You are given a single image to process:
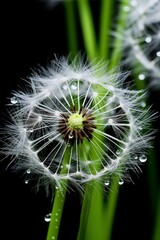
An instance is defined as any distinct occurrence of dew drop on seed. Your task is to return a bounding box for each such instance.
[69,133,74,139]
[139,154,147,162]
[71,83,77,90]
[62,84,67,90]
[118,179,124,185]
[141,101,146,108]
[145,36,152,43]
[93,91,98,97]
[44,213,51,222]
[156,51,160,57]
[116,150,121,155]
[54,110,60,117]
[134,155,138,160]
[105,181,110,186]
[25,179,29,184]
[10,97,18,104]
[108,118,113,124]
[26,169,31,174]
[28,128,34,133]
[138,74,145,80]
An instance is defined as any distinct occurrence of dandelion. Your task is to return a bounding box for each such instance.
[1,57,154,193]
[121,0,160,89]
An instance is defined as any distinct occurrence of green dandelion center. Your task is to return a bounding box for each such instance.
[68,113,85,130]
[58,107,96,143]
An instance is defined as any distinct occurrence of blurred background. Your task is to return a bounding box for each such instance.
[0,1,159,239]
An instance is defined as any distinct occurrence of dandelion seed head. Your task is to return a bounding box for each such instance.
[0,57,154,193]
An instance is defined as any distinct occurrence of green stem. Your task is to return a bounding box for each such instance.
[83,182,104,240]
[76,184,94,240]
[77,0,98,61]
[46,187,67,240]
[99,0,115,59]
[64,0,78,58]
[109,0,130,69]
[102,176,120,240]
[46,147,71,240]
[152,188,160,240]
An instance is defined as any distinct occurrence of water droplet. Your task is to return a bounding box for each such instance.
[52,237,55,240]
[141,101,146,108]
[66,164,70,169]
[138,74,145,80]
[25,179,29,184]
[44,213,51,222]
[145,36,152,43]
[118,179,124,185]
[139,154,147,162]
[108,118,113,124]
[38,115,42,122]
[156,51,160,57]
[93,91,98,97]
[28,128,34,133]
[105,181,110,186]
[116,150,121,155]
[10,96,18,104]
[133,154,138,160]
[62,84,68,90]
[71,83,77,90]
[26,169,31,174]
[69,133,73,139]
[54,110,60,117]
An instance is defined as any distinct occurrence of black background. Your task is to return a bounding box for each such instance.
[0,1,160,240]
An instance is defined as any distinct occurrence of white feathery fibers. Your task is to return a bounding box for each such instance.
[121,0,160,89]
[0,57,154,192]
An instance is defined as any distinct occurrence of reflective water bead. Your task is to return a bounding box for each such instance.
[141,101,146,108]
[93,91,98,97]
[105,181,110,186]
[10,96,18,104]
[108,118,113,124]
[26,169,31,174]
[71,83,78,90]
[25,179,29,184]
[69,133,74,139]
[116,150,121,155]
[44,213,51,222]
[145,36,152,43]
[139,154,147,162]
[138,74,145,80]
[62,84,67,90]
[118,179,124,185]
[156,51,160,57]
